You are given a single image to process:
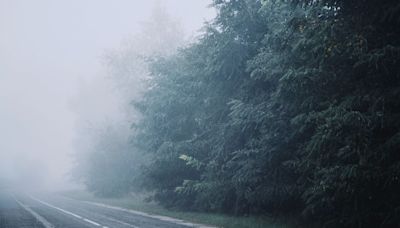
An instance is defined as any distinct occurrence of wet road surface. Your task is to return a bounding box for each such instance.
[0,191,211,228]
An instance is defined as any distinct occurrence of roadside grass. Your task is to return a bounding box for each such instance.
[61,190,294,228]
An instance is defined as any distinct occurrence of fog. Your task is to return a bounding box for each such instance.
[0,0,214,190]
[1,1,398,226]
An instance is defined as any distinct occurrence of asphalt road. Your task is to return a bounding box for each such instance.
[0,191,211,228]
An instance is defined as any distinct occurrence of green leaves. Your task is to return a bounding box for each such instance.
[179,154,204,170]
[132,0,400,226]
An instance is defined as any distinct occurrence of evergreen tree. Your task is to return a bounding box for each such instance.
[93,0,400,226]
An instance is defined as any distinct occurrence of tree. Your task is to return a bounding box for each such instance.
[73,2,184,197]
[135,0,400,226]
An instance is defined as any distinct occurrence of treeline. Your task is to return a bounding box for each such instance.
[81,0,400,227]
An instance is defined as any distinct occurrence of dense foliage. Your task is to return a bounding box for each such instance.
[73,5,183,197]
[83,0,400,227]
[75,124,138,197]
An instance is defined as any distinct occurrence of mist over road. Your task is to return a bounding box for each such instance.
[0,191,207,228]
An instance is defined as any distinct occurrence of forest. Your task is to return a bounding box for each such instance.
[74,0,400,227]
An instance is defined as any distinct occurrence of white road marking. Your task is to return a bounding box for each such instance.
[82,201,217,228]
[100,215,140,228]
[83,218,101,226]
[29,196,109,228]
[12,195,55,228]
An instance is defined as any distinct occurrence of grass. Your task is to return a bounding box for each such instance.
[61,190,294,228]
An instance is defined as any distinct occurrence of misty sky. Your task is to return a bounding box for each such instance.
[0,0,214,189]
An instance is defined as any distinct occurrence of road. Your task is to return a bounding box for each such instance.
[0,191,212,228]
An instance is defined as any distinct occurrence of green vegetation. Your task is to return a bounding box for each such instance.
[75,0,400,227]
[62,190,292,228]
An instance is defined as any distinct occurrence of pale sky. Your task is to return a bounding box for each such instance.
[0,0,215,189]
